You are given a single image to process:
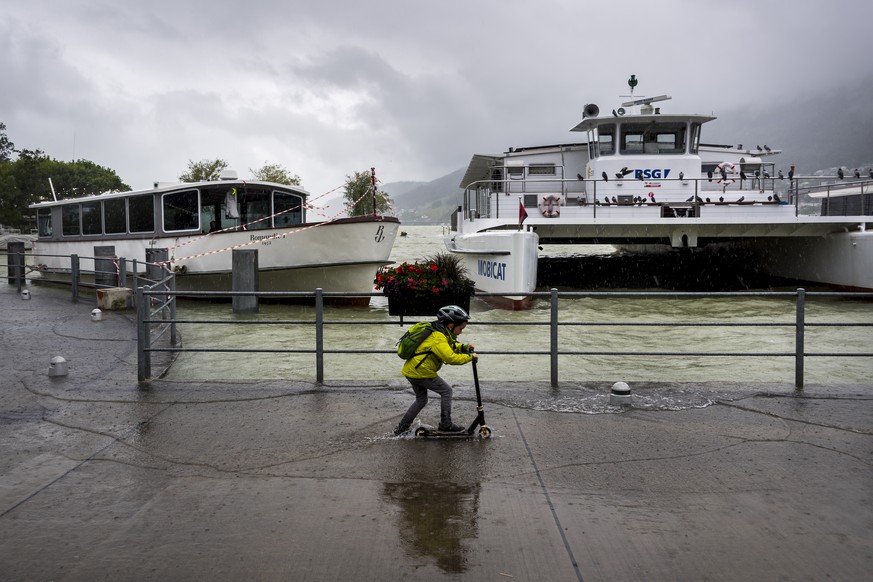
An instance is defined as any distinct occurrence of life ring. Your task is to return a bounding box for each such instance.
[715,162,737,184]
[538,194,561,217]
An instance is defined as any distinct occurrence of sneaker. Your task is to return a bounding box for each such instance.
[393,425,410,436]
[438,422,465,432]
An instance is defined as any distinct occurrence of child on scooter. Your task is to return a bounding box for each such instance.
[394,305,477,435]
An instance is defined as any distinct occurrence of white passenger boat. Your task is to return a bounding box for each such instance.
[447,76,872,307]
[30,173,400,302]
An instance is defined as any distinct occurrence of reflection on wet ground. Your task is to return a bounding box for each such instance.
[378,437,490,574]
[381,482,480,574]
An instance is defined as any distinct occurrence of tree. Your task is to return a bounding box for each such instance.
[179,159,228,182]
[343,170,392,216]
[250,162,301,186]
[0,122,14,163]
[0,147,129,228]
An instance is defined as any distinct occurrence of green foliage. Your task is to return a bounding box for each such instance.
[179,159,228,182]
[0,127,130,228]
[0,122,14,163]
[250,162,301,186]
[343,170,392,216]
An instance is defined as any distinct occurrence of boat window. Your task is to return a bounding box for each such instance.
[238,188,272,230]
[82,201,102,235]
[128,194,155,233]
[621,124,646,153]
[37,208,52,237]
[163,189,200,232]
[62,205,80,236]
[508,166,525,180]
[690,123,701,154]
[621,122,687,155]
[198,187,232,233]
[273,192,303,227]
[490,167,504,191]
[104,198,126,234]
[597,125,615,156]
[528,164,556,176]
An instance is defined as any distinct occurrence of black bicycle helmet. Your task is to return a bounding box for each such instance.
[436,305,469,324]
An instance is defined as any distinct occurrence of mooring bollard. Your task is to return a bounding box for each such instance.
[232,249,259,314]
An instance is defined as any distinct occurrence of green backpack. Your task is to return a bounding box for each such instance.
[396,321,436,363]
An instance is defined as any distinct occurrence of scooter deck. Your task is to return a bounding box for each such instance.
[414,428,476,438]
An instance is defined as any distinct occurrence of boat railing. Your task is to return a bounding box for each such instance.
[796,177,873,217]
[461,173,873,222]
[133,287,873,388]
[462,173,798,222]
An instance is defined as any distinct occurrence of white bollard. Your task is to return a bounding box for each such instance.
[609,381,632,406]
[21,290,31,300]
[49,356,68,377]
[91,308,103,322]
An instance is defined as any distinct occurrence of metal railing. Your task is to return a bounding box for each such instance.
[136,266,178,382]
[136,288,873,387]
[2,244,162,300]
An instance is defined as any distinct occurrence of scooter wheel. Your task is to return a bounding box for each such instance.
[479,426,492,439]
[414,427,427,437]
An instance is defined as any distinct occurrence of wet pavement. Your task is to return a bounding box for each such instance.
[2,282,872,581]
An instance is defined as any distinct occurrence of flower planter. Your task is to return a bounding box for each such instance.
[387,293,471,322]
[375,252,475,323]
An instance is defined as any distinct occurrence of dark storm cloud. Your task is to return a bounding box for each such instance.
[2,0,872,201]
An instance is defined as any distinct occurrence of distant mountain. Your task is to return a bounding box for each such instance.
[380,181,423,199]
[387,76,873,224]
[706,74,873,173]
[385,168,466,224]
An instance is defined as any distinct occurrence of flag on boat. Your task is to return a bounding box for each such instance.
[519,199,528,226]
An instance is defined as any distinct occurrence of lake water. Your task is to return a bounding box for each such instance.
[163,225,873,387]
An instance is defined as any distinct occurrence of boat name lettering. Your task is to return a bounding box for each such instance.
[477,260,506,281]
[634,168,671,180]
[250,232,279,245]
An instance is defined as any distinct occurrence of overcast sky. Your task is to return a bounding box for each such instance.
[3,0,872,207]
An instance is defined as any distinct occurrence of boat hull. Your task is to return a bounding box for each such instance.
[32,216,400,301]
[445,230,539,308]
[740,229,873,291]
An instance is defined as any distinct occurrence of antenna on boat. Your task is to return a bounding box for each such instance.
[627,74,638,98]
[48,178,57,202]
[370,167,377,216]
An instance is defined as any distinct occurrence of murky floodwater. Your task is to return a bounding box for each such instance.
[161,225,873,386]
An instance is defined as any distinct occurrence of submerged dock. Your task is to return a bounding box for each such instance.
[2,283,871,580]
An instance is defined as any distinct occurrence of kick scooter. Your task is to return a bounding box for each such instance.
[415,359,491,438]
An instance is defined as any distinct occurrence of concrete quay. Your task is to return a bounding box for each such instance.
[1,282,871,581]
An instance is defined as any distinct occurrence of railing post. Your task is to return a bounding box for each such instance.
[169,273,177,346]
[550,288,558,387]
[118,257,127,288]
[315,288,324,383]
[70,254,79,300]
[137,285,149,382]
[795,288,805,389]
[7,242,25,292]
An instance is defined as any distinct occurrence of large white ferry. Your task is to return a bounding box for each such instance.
[30,172,399,302]
[447,76,872,307]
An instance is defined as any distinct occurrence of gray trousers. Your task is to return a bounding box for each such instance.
[398,376,453,430]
